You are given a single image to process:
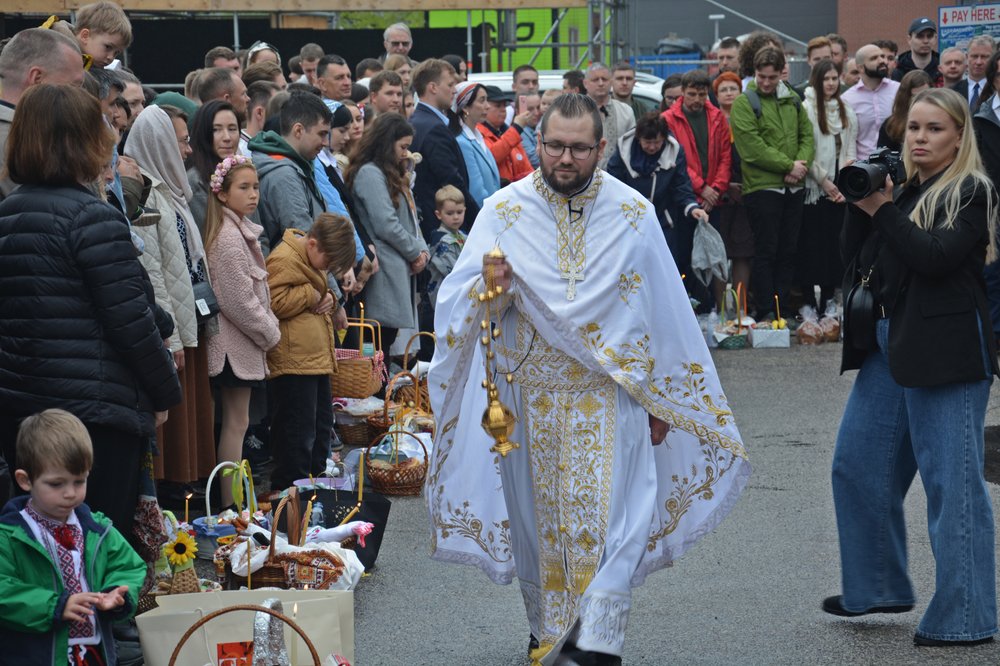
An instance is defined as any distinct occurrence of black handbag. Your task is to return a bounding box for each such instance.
[312,486,391,571]
[192,279,220,322]
[844,266,878,352]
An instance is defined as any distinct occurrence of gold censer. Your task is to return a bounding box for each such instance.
[479,247,519,457]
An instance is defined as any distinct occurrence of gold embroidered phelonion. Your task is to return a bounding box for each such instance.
[165,531,199,567]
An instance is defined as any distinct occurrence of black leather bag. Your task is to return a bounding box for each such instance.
[192,279,220,322]
[313,483,391,571]
[844,268,878,351]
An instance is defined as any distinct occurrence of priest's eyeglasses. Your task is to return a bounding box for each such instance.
[540,140,598,160]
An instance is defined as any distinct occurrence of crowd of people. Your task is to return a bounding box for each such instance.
[1,2,1000,662]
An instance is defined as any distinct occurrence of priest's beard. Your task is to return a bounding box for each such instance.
[541,159,597,196]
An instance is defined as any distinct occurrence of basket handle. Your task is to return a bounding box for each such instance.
[382,371,421,422]
[345,317,382,354]
[364,429,428,467]
[203,460,253,520]
[268,495,291,561]
[401,331,436,370]
[167,604,321,666]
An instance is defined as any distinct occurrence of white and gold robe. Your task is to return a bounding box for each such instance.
[427,169,750,663]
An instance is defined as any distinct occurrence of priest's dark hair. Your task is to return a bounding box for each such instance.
[539,93,603,143]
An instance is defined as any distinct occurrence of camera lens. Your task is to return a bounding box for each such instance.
[844,169,872,198]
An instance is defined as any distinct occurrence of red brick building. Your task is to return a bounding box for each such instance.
[838,0,942,57]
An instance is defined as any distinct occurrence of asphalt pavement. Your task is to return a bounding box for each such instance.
[352,342,1000,665]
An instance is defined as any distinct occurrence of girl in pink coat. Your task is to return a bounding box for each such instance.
[203,155,280,506]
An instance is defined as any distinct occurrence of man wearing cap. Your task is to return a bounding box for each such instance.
[479,86,535,184]
[892,18,942,85]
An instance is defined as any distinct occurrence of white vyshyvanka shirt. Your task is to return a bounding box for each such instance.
[428,169,750,663]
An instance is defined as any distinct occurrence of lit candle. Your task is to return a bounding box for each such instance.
[291,602,299,665]
[184,492,193,525]
[300,497,313,546]
[246,540,252,590]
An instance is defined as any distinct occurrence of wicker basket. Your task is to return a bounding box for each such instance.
[226,495,295,590]
[336,419,371,447]
[394,332,435,407]
[168,604,320,666]
[366,371,421,441]
[330,319,386,399]
[364,430,428,496]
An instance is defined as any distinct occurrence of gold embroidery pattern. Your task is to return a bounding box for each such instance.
[514,315,617,654]
[581,323,740,434]
[617,271,642,307]
[620,198,647,231]
[429,410,512,563]
[445,327,458,349]
[577,321,747,552]
[494,199,523,232]
[532,170,604,295]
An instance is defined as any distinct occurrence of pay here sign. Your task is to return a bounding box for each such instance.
[939,4,1000,50]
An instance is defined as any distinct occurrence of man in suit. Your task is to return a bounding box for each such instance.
[409,58,479,239]
[952,35,995,114]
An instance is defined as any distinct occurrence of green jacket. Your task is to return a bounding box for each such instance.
[730,80,815,195]
[0,497,146,666]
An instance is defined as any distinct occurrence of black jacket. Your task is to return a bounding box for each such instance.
[841,176,999,386]
[892,50,942,86]
[973,97,1000,340]
[0,185,182,436]
[410,103,479,240]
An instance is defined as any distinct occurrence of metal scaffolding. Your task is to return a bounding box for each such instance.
[490,0,631,71]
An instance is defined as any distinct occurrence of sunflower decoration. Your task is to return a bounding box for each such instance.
[165,531,198,567]
[165,531,200,595]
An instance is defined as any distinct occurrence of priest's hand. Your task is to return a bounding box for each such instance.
[649,414,669,445]
[483,253,512,292]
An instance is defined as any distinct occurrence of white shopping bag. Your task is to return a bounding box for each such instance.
[136,589,353,666]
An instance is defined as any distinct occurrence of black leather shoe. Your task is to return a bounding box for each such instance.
[822,595,914,617]
[561,646,623,666]
[914,634,995,647]
[528,633,539,653]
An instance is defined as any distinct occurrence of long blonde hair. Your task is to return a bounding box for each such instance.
[202,161,257,253]
[904,88,998,262]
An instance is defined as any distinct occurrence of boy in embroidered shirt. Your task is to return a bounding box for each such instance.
[426,185,469,306]
[0,409,146,666]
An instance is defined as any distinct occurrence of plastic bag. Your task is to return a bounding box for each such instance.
[819,299,841,342]
[691,219,729,287]
[797,305,824,345]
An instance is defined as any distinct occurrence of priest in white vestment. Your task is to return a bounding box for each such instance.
[427,94,751,666]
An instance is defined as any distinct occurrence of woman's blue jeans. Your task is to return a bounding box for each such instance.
[832,318,997,641]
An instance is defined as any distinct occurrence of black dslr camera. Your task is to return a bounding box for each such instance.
[836,147,906,202]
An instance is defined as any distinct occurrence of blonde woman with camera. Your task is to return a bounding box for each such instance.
[826,87,999,647]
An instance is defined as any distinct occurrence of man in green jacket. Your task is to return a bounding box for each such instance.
[731,45,815,318]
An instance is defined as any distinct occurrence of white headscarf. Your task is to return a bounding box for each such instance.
[125,105,205,267]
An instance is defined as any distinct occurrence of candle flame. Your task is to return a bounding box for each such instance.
[185,493,193,500]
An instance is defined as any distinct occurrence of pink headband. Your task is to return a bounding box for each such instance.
[210,154,254,194]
